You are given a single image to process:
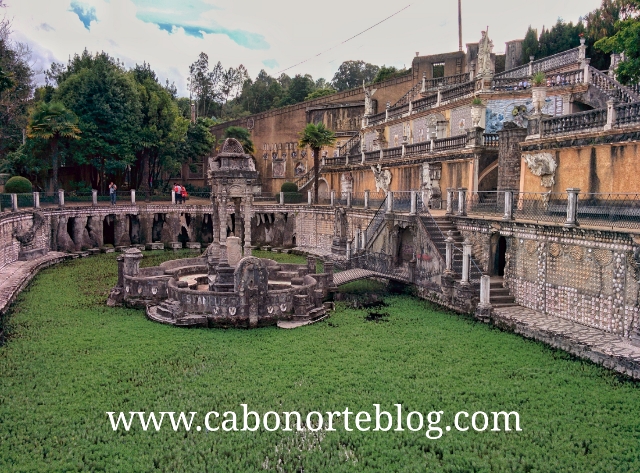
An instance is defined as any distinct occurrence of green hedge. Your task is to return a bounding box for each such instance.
[5,176,32,193]
[280,182,298,193]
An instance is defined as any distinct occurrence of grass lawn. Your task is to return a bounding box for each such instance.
[1,251,639,472]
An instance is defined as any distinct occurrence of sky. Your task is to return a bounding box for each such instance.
[6,0,602,97]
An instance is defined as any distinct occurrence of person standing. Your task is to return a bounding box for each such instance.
[109,182,117,205]
[181,184,187,203]
[174,182,182,204]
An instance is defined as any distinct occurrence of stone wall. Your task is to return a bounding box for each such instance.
[0,212,51,269]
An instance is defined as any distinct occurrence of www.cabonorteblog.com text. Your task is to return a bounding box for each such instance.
[106,405,521,439]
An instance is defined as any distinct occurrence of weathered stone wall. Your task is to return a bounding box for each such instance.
[0,212,51,269]
[504,225,639,338]
[497,125,528,192]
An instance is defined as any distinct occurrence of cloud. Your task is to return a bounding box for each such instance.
[38,23,55,32]
[262,59,278,69]
[69,1,98,30]
[131,0,268,50]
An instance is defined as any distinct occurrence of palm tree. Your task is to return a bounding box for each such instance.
[298,122,335,203]
[224,126,254,154]
[27,101,81,192]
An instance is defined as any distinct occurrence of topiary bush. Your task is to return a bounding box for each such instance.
[5,176,32,194]
[280,182,298,193]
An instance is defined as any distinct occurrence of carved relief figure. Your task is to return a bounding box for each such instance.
[371,164,392,194]
[363,81,377,116]
[524,152,557,188]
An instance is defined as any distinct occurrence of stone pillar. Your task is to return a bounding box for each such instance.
[361,229,367,249]
[457,188,467,216]
[308,190,312,206]
[210,196,221,262]
[496,125,528,194]
[10,194,17,212]
[330,190,335,207]
[243,195,253,256]
[219,196,228,263]
[307,255,316,274]
[387,191,394,212]
[410,190,417,215]
[227,236,242,266]
[92,189,98,206]
[446,188,454,215]
[171,190,176,205]
[346,240,351,259]
[116,254,125,287]
[130,189,136,205]
[503,190,514,220]
[461,239,472,285]
[445,231,454,275]
[565,188,580,228]
[364,190,369,209]
[33,192,40,209]
[324,261,335,287]
[114,214,131,247]
[347,191,352,208]
[355,229,361,251]
[604,98,617,131]
[123,248,143,277]
[280,191,285,206]
[479,274,492,308]
[58,189,65,208]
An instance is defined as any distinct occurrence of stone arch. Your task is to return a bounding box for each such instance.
[317,178,329,197]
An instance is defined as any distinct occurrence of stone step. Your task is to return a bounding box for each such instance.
[490,295,516,303]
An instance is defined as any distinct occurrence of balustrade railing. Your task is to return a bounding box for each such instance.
[589,67,640,103]
[412,93,438,113]
[391,191,412,212]
[513,192,568,224]
[440,81,475,104]
[364,150,380,162]
[387,103,410,121]
[368,111,386,126]
[368,191,386,208]
[614,102,640,127]
[338,134,360,157]
[324,157,346,167]
[295,166,316,190]
[541,108,607,136]
[382,146,402,160]
[404,141,430,157]
[577,193,640,229]
[496,47,580,79]
[433,135,468,151]
[482,133,499,147]
[422,72,470,91]
[364,195,388,248]
[492,69,585,91]
[467,191,503,217]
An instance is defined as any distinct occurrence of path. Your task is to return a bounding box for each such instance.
[492,305,640,379]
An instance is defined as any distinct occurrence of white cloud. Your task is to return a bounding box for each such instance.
[7,0,602,96]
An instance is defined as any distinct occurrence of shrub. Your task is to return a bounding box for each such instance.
[532,71,546,86]
[280,182,298,193]
[5,176,32,194]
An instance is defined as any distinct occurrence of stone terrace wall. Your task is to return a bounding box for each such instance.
[0,212,50,270]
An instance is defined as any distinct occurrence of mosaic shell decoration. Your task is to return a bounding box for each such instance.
[267,306,274,314]
[151,287,158,295]
[280,303,288,312]
[593,249,613,266]
[525,240,537,255]
[569,245,584,261]
[548,243,562,258]
[229,307,237,316]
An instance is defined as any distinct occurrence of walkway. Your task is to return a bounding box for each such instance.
[0,252,70,315]
[492,305,640,379]
[333,268,410,286]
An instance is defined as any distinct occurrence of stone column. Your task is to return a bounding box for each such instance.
[479,274,492,308]
[10,194,17,212]
[219,196,228,263]
[123,248,143,277]
[410,190,417,215]
[280,191,285,206]
[364,190,369,209]
[346,240,351,259]
[503,190,514,221]
[461,239,472,285]
[387,191,394,212]
[171,190,176,205]
[565,188,580,228]
[33,192,40,209]
[307,255,316,274]
[330,190,335,207]
[210,196,220,261]
[604,98,617,131]
[355,229,361,251]
[497,125,528,194]
[445,188,454,215]
[116,255,125,287]
[445,231,455,275]
[457,188,467,216]
[130,189,136,205]
[58,189,65,207]
[361,229,367,249]
[324,261,335,287]
[92,189,98,206]
[308,190,312,206]
[347,191,352,208]
[243,195,253,257]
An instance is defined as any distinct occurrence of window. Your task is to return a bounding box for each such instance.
[432,62,445,79]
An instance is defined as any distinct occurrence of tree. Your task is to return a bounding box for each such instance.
[188,53,223,119]
[589,0,640,71]
[223,126,254,154]
[298,122,335,203]
[331,60,379,91]
[373,65,409,84]
[595,0,640,84]
[53,51,142,193]
[131,62,185,194]
[284,74,315,104]
[305,87,336,101]
[27,101,81,191]
[521,26,539,64]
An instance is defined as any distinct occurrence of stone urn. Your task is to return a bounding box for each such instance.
[532,86,547,114]
[470,104,485,128]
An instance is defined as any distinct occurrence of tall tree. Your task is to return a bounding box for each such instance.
[521,26,539,64]
[586,0,639,70]
[331,60,379,91]
[53,51,142,193]
[223,126,254,154]
[298,122,335,203]
[27,101,81,191]
[595,0,640,84]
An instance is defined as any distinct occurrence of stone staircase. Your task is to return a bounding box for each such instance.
[489,277,517,308]
[419,214,483,280]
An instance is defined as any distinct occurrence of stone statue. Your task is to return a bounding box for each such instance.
[334,207,348,239]
[477,29,494,77]
[524,152,557,188]
[371,164,392,194]
[363,81,377,116]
